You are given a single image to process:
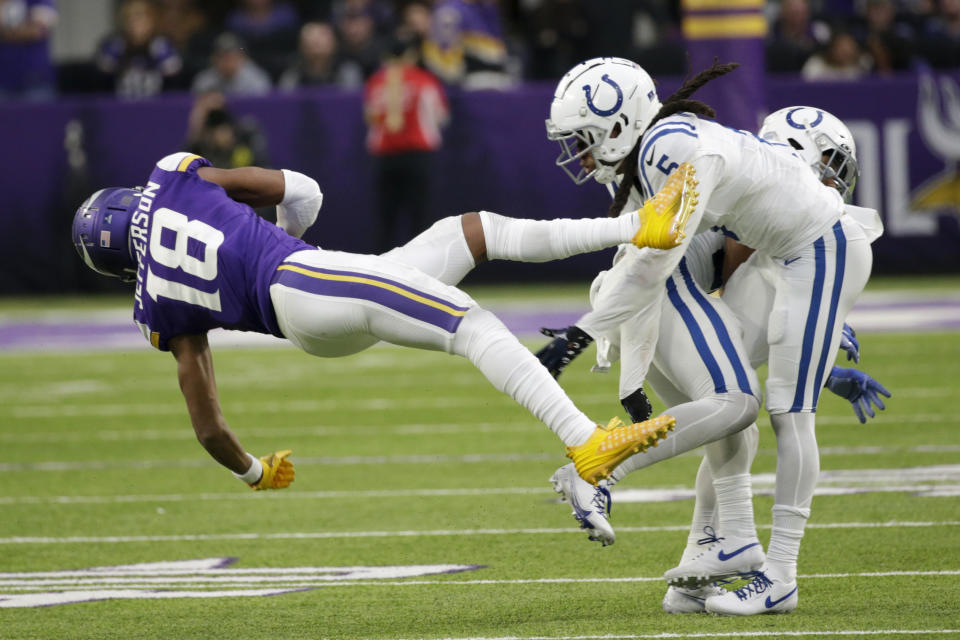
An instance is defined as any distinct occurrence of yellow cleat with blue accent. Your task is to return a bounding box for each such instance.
[567,415,676,485]
[632,162,699,250]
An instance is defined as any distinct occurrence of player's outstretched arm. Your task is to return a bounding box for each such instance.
[198,166,285,208]
[198,166,322,239]
[169,334,294,489]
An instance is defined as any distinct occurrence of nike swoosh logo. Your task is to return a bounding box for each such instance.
[716,542,762,561]
[645,145,656,166]
[784,257,801,266]
[765,585,798,609]
[679,592,706,604]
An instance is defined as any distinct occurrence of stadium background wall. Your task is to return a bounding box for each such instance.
[1,71,958,295]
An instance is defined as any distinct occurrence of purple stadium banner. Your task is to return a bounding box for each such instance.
[0,73,958,295]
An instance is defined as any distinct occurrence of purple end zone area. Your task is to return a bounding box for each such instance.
[0,294,958,352]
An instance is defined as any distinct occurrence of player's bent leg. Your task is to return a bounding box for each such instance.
[609,391,759,478]
[451,306,675,467]
[380,215,477,286]
[477,210,641,264]
[382,208,651,287]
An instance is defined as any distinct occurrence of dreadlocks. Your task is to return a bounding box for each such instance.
[606,61,740,218]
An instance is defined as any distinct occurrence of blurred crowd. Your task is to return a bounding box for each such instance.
[1,0,958,102]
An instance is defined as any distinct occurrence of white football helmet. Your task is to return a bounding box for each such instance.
[759,106,859,200]
[546,57,662,185]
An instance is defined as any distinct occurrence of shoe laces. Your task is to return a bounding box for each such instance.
[696,525,724,546]
[732,571,774,601]
[592,484,612,517]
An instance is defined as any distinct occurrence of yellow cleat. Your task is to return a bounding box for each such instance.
[632,162,699,250]
[566,415,676,485]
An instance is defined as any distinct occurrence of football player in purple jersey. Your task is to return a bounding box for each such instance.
[72,152,694,492]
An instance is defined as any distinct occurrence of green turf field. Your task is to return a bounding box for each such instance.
[1,283,959,639]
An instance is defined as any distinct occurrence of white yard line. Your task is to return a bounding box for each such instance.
[0,520,955,545]
[1,571,959,593]
[1,570,958,591]
[383,632,960,640]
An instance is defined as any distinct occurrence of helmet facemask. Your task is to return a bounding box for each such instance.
[547,123,626,185]
[812,132,859,201]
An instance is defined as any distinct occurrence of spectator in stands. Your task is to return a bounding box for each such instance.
[802,29,871,80]
[278,21,363,89]
[423,0,512,88]
[0,0,57,100]
[916,0,960,68]
[364,37,449,252]
[96,0,182,99]
[157,0,210,80]
[332,0,395,40]
[395,0,432,63]
[516,0,590,80]
[855,0,916,73]
[766,0,826,73]
[225,0,299,79]
[184,90,270,169]
[191,32,272,96]
[335,1,385,80]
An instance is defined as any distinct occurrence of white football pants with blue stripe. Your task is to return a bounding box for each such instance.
[725,214,871,582]
[606,256,761,479]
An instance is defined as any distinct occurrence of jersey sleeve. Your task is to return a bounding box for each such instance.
[134,295,211,351]
[155,152,211,175]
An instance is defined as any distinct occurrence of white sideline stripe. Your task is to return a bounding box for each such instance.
[0,521,955,545]
[0,487,553,505]
[1,571,958,592]
[0,422,538,443]
[383,631,960,639]
[7,392,959,423]
[0,452,556,473]
[6,446,960,474]
[5,394,616,418]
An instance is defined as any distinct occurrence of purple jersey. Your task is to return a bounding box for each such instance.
[132,153,313,351]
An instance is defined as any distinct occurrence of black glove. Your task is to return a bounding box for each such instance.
[535,325,594,379]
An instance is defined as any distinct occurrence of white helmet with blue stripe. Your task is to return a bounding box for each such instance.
[546,57,662,185]
[759,106,859,201]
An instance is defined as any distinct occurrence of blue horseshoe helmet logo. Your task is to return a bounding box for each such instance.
[582,74,623,117]
[785,107,823,129]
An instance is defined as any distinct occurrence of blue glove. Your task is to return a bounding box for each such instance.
[825,366,891,423]
[839,323,860,363]
[535,326,593,379]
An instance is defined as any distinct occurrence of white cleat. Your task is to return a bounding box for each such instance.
[705,569,798,616]
[663,527,765,588]
[662,584,727,614]
[549,463,615,546]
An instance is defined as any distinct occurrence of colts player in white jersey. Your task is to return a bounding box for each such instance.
[541,58,880,615]
[71,152,694,495]
[656,108,887,614]
[545,104,888,613]
[540,58,763,564]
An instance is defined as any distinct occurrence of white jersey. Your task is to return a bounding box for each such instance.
[636,114,845,259]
